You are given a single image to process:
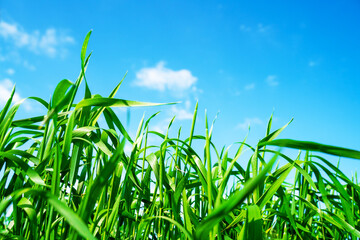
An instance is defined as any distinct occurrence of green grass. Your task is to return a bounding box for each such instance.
[1,30,360,239]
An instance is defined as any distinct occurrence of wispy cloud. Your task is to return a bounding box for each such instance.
[266,75,279,86]
[237,117,263,130]
[170,106,193,120]
[257,23,271,33]
[239,24,252,32]
[0,20,74,58]
[6,68,15,75]
[23,60,36,71]
[244,83,255,90]
[134,61,197,92]
[150,118,169,134]
[0,53,5,62]
[149,101,194,134]
[239,23,271,33]
[308,60,319,67]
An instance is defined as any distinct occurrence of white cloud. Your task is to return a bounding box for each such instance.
[266,75,279,86]
[147,102,195,135]
[152,124,166,134]
[0,78,22,104]
[0,78,32,110]
[244,83,255,90]
[170,106,193,120]
[0,20,74,57]
[134,61,197,92]
[0,21,17,37]
[237,117,263,130]
[150,119,169,134]
[6,68,15,75]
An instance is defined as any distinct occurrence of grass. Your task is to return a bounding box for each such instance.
[1,30,360,239]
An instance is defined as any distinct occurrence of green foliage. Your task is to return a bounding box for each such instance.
[1,31,360,239]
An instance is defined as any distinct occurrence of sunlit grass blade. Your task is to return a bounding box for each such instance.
[75,97,176,109]
[240,205,263,240]
[260,139,360,159]
[259,118,293,145]
[256,161,294,209]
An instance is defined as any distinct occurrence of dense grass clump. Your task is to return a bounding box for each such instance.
[1,31,360,240]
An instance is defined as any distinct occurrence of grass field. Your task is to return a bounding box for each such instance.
[1,31,360,240]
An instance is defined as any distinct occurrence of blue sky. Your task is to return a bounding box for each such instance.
[0,1,359,176]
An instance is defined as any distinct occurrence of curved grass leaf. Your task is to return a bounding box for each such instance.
[260,139,360,159]
[51,79,73,108]
[0,151,45,186]
[75,97,176,110]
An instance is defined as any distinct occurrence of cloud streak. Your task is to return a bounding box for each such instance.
[237,117,263,130]
[266,75,279,86]
[6,68,15,75]
[308,60,319,67]
[239,23,271,33]
[244,83,255,90]
[170,106,193,120]
[0,20,74,58]
[134,61,197,92]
